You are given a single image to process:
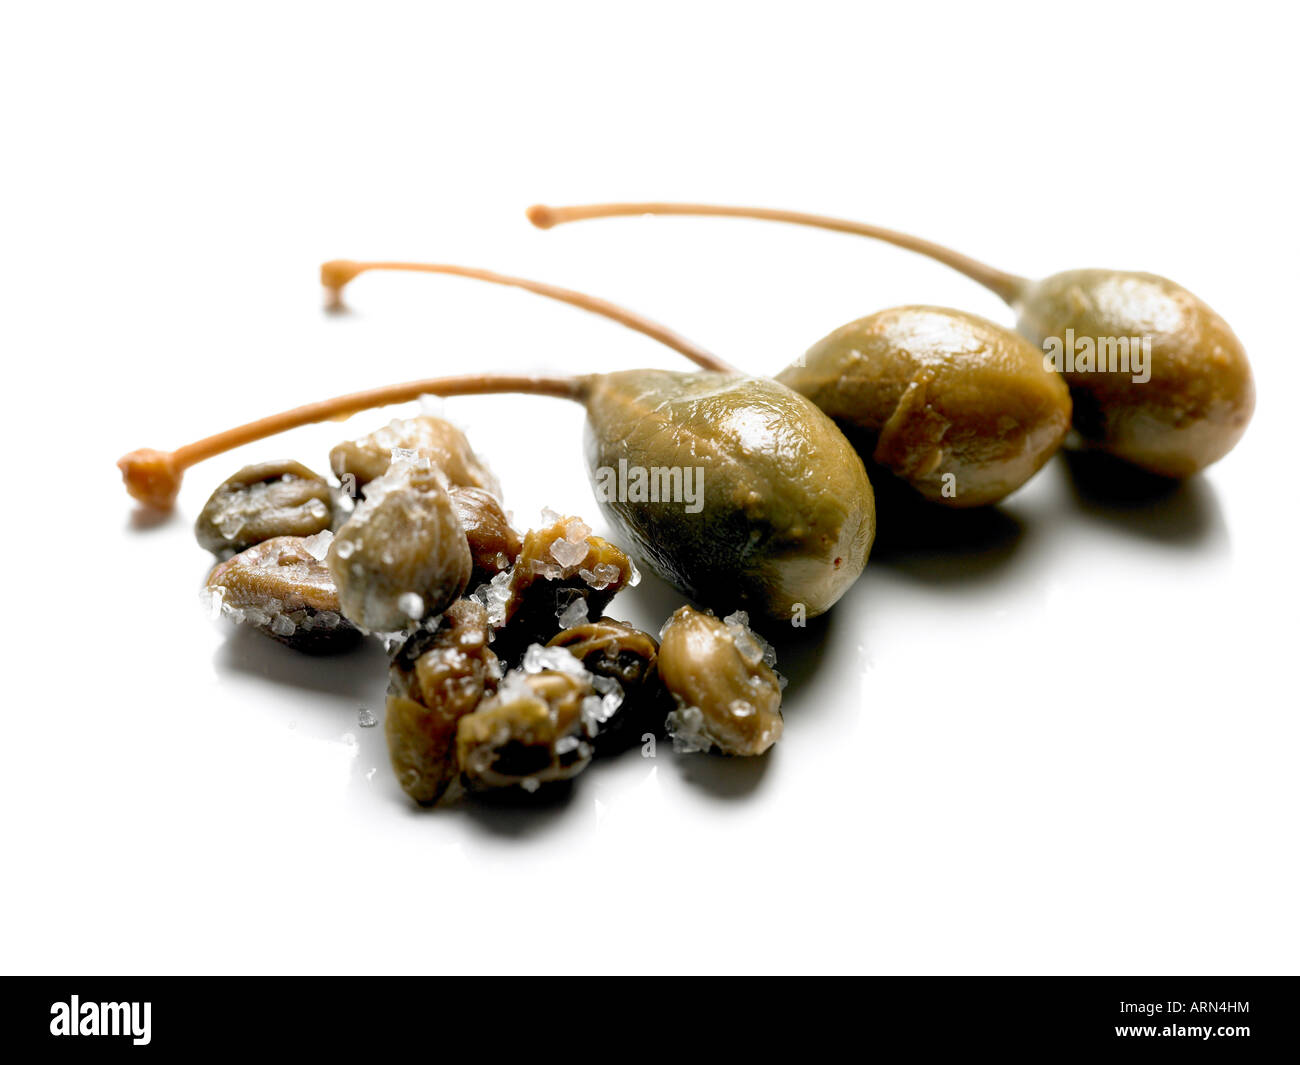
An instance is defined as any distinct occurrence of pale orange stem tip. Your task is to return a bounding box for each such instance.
[118,448,183,510]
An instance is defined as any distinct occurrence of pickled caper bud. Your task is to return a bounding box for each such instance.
[657,606,783,756]
[456,669,596,792]
[326,455,473,632]
[386,599,499,805]
[330,415,500,495]
[204,532,360,653]
[195,460,333,557]
[449,485,522,580]
[547,617,665,751]
[489,514,635,660]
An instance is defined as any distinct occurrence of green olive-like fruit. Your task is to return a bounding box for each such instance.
[1015,270,1255,477]
[778,307,1072,507]
[581,370,875,620]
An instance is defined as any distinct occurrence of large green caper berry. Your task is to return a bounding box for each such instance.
[1015,270,1255,477]
[582,370,874,620]
[778,307,1072,507]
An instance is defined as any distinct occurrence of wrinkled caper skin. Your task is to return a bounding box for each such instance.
[205,535,360,653]
[195,460,333,556]
[495,516,634,661]
[386,599,498,805]
[548,617,666,751]
[582,370,874,620]
[326,458,472,631]
[778,307,1072,507]
[330,415,501,494]
[449,485,522,580]
[1015,270,1255,477]
[657,606,782,756]
[456,671,596,791]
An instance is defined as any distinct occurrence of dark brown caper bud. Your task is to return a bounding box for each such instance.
[194,460,333,557]
[326,455,473,632]
[203,533,360,653]
[449,485,522,581]
[657,606,783,756]
[485,514,636,661]
[329,415,500,496]
[386,599,499,805]
[456,669,596,792]
[547,617,665,752]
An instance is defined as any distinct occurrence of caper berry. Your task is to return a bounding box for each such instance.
[195,460,333,557]
[657,606,783,756]
[456,669,596,792]
[386,599,499,805]
[330,415,501,495]
[204,532,360,653]
[326,455,473,632]
[778,308,1072,507]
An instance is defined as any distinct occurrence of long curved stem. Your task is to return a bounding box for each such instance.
[526,201,1029,306]
[321,259,734,373]
[118,373,584,511]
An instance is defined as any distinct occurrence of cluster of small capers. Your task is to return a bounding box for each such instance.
[196,411,792,808]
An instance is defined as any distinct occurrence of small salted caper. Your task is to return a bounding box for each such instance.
[486,513,636,660]
[195,460,333,556]
[547,617,666,751]
[386,599,499,805]
[449,485,522,580]
[330,415,501,495]
[204,532,360,653]
[657,606,783,756]
[777,308,1072,507]
[326,455,472,632]
[456,669,596,792]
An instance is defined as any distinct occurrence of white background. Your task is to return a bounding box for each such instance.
[2,2,1296,974]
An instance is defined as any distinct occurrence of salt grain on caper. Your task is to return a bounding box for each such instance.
[203,532,360,653]
[489,513,636,659]
[449,485,522,580]
[195,460,333,557]
[330,415,501,495]
[547,617,666,751]
[456,666,597,792]
[386,599,499,805]
[657,606,783,756]
[326,454,473,632]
